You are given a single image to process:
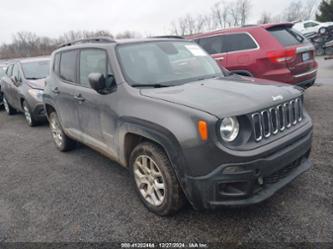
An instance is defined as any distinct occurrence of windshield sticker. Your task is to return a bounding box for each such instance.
[185,45,207,56]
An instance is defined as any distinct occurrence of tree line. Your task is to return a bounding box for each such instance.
[0,30,140,60]
[170,0,332,35]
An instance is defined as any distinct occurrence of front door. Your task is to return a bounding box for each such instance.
[76,48,108,148]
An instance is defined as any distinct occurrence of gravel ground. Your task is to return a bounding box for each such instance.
[0,82,332,243]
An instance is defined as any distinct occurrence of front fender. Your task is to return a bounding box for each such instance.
[117,116,195,204]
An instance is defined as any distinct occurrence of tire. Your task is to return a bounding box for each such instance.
[3,96,16,115]
[319,27,327,35]
[129,142,185,216]
[49,112,76,152]
[22,100,38,127]
[0,92,3,109]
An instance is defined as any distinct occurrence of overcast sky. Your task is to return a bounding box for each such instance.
[0,0,296,43]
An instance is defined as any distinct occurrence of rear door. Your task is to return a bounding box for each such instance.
[267,26,317,77]
[56,50,81,136]
[219,33,259,76]
[9,63,23,110]
[2,64,14,102]
[195,35,228,68]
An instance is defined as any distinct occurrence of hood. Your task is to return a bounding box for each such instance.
[26,78,46,90]
[140,76,303,118]
[323,22,333,27]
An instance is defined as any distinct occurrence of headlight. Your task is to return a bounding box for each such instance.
[220,117,239,142]
[28,89,43,101]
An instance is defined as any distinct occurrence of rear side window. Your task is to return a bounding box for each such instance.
[6,65,13,77]
[12,64,22,81]
[268,27,305,47]
[53,53,61,75]
[196,33,258,54]
[60,50,77,82]
[222,33,258,53]
[0,68,5,78]
[196,36,223,54]
[304,22,319,28]
[79,49,107,87]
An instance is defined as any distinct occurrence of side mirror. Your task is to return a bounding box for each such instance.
[88,73,106,93]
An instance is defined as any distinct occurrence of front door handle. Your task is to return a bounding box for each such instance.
[52,87,60,94]
[74,94,85,102]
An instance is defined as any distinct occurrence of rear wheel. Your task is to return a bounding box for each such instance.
[3,96,16,115]
[49,112,76,151]
[22,100,38,127]
[129,142,185,216]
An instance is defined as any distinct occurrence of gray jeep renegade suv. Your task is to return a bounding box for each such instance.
[43,37,313,216]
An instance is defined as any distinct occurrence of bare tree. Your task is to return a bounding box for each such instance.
[303,0,320,20]
[211,2,224,28]
[282,0,319,22]
[238,0,252,26]
[116,31,141,39]
[257,12,273,24]
[229,1,241,26]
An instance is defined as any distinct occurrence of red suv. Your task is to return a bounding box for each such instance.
[188,23,318,88]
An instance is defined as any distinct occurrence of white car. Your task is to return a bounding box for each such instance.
[293,20,333,35]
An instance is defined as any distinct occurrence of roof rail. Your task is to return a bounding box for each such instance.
[150,35,185,39]
[58,36,115,48]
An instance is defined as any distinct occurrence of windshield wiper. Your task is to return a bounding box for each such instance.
[131,84,173,88]
[26,77,42,80]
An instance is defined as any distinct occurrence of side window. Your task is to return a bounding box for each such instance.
[53,53,61,75]
[196,36,223,55]
[12,64,22,81]
[6,65,13,77]
[60,50,77,82]
[79,49,107,87]
[304,22,319,28]
[221,33,258,53]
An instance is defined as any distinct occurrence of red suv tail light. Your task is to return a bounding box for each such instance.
[267,48,296,63]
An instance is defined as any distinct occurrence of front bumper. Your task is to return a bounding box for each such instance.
[296,76,316,89]
[184,130,312,210]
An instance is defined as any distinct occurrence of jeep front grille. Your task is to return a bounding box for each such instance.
[251,97,303,142]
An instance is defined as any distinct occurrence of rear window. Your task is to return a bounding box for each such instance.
[196,33,258,54]
[268,27,305,47]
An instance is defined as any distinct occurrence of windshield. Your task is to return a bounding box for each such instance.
[21,60,50,80]
[117,41,223,87]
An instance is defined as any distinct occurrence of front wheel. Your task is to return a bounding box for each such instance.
[3,96,16,115]
[22,100,38,127]
[129,142,185,216]
[49,112,76,152]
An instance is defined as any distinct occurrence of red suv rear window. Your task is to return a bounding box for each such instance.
[267,27,306,47]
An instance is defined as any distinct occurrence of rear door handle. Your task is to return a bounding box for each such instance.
[215,56,225,61]
[52,87,60,94]
[74,94,85,102]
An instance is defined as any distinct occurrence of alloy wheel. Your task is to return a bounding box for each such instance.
[50,116,63,147]
[3,98,10,113]
[133,155,166,207]
[23,103,32,125]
